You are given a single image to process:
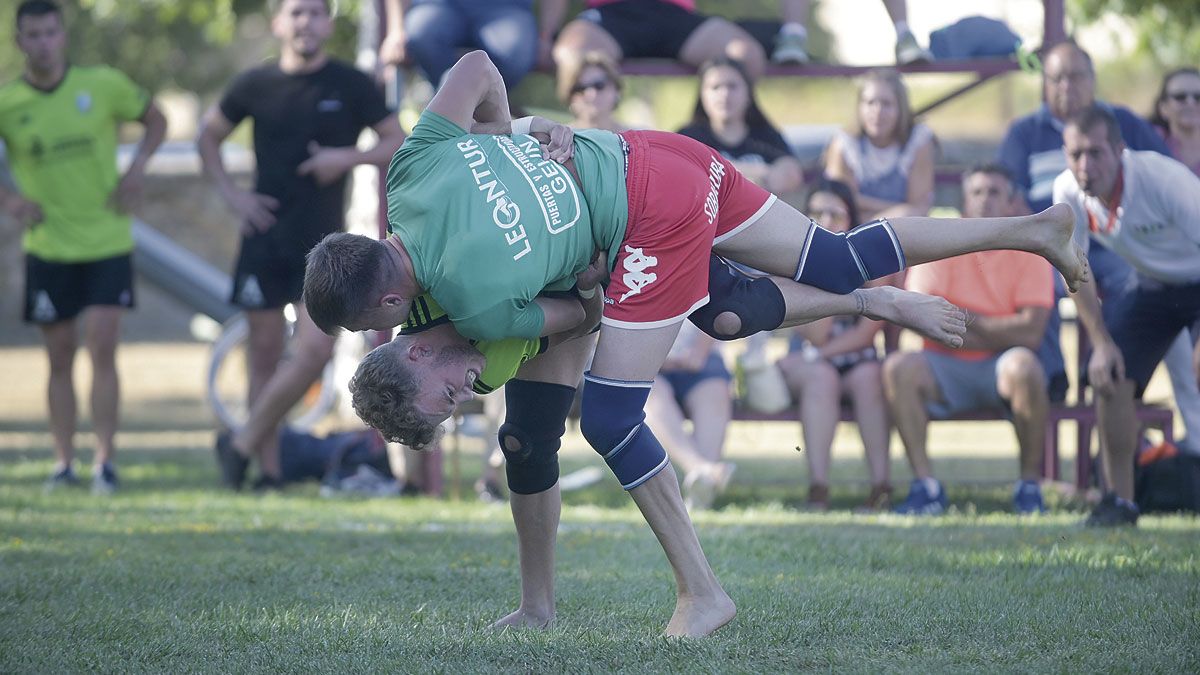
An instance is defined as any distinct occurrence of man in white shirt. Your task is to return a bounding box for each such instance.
[1054,104,1200,526]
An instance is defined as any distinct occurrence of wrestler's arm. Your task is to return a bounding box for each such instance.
[426,50,510,130]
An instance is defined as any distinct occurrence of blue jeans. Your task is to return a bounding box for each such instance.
[406,0,537,88]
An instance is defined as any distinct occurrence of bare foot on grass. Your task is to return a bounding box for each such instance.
[859,286,968,349]
[664,590,736,638]
[491,607,554,630]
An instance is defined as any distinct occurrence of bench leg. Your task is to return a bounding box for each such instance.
[1043,418,1059,481]
[1076,417,1093,493]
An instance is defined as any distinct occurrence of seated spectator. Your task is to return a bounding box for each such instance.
[560,50,627,132]
[543,0,767,90]
[677,57,803,199]
[824,68,936,219]
[883,164,1055,515]
[772,0,932,65]
[381,0,537,89]
[645,322,736,511]
[776,179,892,512]
[1150,67,1200,178]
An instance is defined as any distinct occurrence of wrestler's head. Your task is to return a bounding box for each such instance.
[1063,104,1125,199]
[348,330,486,448]
[304,232,411,334]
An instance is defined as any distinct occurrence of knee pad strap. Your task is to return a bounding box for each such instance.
[499,380,576,495]
[579,373,670,490]
[690,255,786,340]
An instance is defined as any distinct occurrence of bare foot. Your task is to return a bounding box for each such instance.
[664,590,736,638]
[491,607,554,630]
[1032,203,1090,292]
[683,461,737,511]
[859,286,968,349]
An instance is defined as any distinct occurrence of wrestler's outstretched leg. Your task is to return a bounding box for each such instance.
[714,201,1088,292]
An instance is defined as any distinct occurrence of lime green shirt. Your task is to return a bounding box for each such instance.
[402,293,547,395]
[0,66,150,262]
[386,111,626,341]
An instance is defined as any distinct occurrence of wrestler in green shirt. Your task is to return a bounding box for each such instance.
[385,110,626,341]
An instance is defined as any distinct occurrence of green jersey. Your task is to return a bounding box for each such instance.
[402,293,547,395]
[0,66,150,262]
[386,111,627,341]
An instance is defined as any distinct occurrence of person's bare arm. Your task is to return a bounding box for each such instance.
[297,113,405,186]
[110,99,167,213]
[0,184,43,228]
[537,0,569,68]
[426,50,510,130]
[1072,282,1124,393]
[822,134,854,190]
[814,317,883,359]
[534,296,586,337]
[380,0,411,66]
[902,139,936,215]
[196,105,279,234]
[958,305,1050,353]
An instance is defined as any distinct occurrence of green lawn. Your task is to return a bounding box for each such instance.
[2,436,1198,673]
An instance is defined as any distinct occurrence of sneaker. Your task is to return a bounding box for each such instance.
[893,478,947,515]
[772,32,810,64]
[1084,492,1139,527]
[250,474,285,493]
[92,463,118,495]
[895,31,932,65]
[44,465,80,492]
[1013,479,1045,514]
[215,430,249,491]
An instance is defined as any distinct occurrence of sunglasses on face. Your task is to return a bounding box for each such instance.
[1167,92,1200,104]
[571,79,612,96]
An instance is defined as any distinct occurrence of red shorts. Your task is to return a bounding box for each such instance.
[602,130,776,329]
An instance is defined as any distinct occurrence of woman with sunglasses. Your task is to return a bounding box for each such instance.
[560,50,627,132]
[1150,67,1200,178]
[776,179,892,512]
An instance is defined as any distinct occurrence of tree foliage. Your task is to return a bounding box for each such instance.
[1069,0,1200,66]
[0,0,363,95]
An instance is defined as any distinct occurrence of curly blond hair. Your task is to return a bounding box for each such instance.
[349,341,443,449]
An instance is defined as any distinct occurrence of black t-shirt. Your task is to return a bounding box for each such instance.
[219,60,389,256]
[676,123,794,166]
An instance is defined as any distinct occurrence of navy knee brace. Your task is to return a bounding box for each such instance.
[498,379,576,495]
[690,255,787,340]
[794,217,906,294]
[579,373,670,490]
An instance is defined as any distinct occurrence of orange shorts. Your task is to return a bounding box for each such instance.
[602,131,776,329]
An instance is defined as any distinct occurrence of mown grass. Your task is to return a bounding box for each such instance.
[2,438,1198,674]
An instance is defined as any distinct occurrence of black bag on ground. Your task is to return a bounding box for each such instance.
[1135,451,1200,514]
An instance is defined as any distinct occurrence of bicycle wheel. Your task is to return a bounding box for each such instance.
[206,313,340,432]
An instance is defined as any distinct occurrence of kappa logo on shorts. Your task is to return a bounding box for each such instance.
[238,275,265,308]
[619,245,658,303]
[31,291,57,322]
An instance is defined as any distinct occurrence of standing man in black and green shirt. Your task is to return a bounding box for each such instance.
[197,0,404,490]
[0,0,167,494]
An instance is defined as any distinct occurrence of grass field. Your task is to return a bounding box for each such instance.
[1,344,1198,673]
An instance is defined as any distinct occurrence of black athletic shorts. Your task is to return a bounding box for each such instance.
[24,253,135,324]
[579,0,709,60]
[231,234,306,310]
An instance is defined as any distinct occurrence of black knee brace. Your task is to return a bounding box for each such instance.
[499,379,576,495]
[689,255,786,340]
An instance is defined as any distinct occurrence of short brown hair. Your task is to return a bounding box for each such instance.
[349,340,443,448]
[1065,104,1122,147]
[303,232,388,335]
